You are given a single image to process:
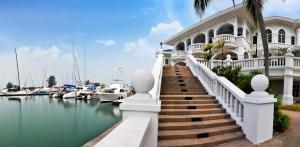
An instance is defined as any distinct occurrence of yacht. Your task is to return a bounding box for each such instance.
[96,68,130,102]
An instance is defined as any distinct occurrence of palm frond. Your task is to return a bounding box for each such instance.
[194,0,213,17]
[214,40,225,49]
[243,0,265,24]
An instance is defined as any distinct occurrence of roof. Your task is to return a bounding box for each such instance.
[164,4,300,46]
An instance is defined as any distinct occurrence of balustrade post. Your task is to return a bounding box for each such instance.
[224,54,232,66]
[120,69,161,147]
[243,74,276,144]
[282,48,294,105]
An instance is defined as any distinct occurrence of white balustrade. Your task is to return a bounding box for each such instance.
[189,43,204,53]
[186,55,276,144]
[97,54,163,147]
[294,57,300,67]
[213,34,236,43]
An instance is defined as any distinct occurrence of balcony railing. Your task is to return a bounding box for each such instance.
[213,34,236,43]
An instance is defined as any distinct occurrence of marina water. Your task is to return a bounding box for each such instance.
[0,96,121,147]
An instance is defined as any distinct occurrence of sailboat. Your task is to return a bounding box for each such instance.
[63,42,81,99]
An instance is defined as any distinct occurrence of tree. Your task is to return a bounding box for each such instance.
[85,80,90,85]
[47,75,57,87]
[214,40,225,67]
[6,82,13,89]
[202,43,214,68]
[194,0,271,77]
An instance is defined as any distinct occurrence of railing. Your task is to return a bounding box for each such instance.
[189,43,204,53]
[171,50,186,59]
[187,55,246,126]
[149,53,164,100]
[97,54,163,147]
[294,57,300,67]
[236,36,251,50]
[94,117,151,147]
[213,34,236,43]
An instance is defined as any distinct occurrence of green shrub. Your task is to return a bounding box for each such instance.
[212,66,261,94]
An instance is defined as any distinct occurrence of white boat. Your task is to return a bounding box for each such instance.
[96,68,130,102]
[63,91,80,99]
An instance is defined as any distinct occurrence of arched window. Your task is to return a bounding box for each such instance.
[278,29,285,43]
[217,23,234,35]
[266,29,272,43]
[176,42,185,51]
[208,29,214,43]
[193,33,206,43]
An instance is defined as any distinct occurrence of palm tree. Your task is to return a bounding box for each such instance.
[214,40,225,67]
[202,43,214,68]
[194,0,270,77]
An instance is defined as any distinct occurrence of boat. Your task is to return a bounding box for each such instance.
[63,91,80,99]
[96,68,130,102]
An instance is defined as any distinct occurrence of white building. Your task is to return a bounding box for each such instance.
[162,4,300,104]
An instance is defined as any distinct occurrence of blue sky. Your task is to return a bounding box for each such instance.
[0,0,299,87]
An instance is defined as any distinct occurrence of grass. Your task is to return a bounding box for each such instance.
[282,103,300,112]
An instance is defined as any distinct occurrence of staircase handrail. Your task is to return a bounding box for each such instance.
[149,53,164,101]
[186,55,246,126]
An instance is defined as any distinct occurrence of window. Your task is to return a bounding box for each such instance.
[266,29,272,43]
[278,29,285,43]
[253,36,257,44]
[165,59,169,65]
[238,27,243,36]
[291,36,295,45]
[208,29,214,43]
[293,84,299,97]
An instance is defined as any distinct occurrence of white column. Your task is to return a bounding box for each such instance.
[120,69,161,147]
[297,27,300,46]
[283,48,294,105]
[243,74,277,144]
[243,21,247,37]
[234,17,238,37]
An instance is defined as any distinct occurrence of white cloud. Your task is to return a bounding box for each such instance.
[122,21,183,58]
[95,39,116,46]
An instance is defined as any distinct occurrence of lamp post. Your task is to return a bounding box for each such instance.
[160,42,163,50]
[256,33,258,58]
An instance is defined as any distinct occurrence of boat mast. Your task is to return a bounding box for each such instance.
[15,48,21,90]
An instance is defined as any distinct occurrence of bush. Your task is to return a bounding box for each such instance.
[272,94,291,132]
[212,66,261,94]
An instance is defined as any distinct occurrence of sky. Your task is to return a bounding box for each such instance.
[0,0,299,88]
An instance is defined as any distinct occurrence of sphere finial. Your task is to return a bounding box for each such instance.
[132,69,154,93]
[251,74,269,91]
[226,54,231,60]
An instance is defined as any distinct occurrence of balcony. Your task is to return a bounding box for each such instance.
[171,50,187,60]
[188,43,204,53]
[213,34,236,43]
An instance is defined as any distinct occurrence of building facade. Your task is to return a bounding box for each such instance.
[161,4,300,103]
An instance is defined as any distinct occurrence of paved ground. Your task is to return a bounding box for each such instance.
[216,110,300,147]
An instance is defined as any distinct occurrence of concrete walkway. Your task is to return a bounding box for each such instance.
[216,110,300,147]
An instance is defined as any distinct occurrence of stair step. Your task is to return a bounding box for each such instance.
[159,113,230,122]
[161,99,217,104]
[161,104,221,109]
[160,96,214,100]
[159,119,235,130]
[158,132,244,147]
[160,108,225,115]
[158,125,241,140]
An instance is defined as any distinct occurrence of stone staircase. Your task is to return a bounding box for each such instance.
[158,66,244,147]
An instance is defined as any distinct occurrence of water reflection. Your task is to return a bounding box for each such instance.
[0,96,121,147]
